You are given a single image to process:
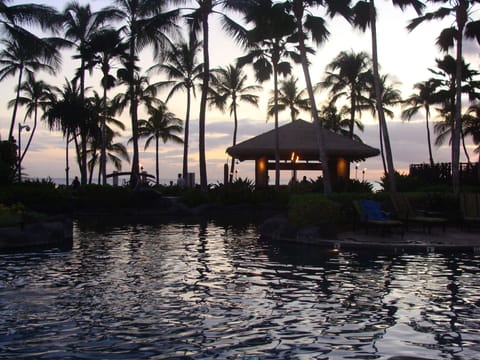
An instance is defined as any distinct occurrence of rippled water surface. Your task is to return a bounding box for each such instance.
[1,220,480,359]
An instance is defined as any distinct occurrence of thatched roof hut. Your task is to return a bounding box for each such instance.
[227,119,379,161]
[226,120,379,187]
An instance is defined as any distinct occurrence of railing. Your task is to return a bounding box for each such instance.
[409,162,480,186]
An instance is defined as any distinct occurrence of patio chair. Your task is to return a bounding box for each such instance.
[353,199,404,237]
[389,193,447,233]
[460,193,480,230]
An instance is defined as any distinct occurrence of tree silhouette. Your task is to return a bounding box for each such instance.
[352,0,425,193]
[136,103,183,185]
[209,63,261,182]
[268,76,309,122]
[402,78,443,166]
[149,35,203,181]
[408,0,480,196]
[113,0,179,187]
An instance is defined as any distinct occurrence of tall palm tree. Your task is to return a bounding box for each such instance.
[9,75,53,168]
[365,73,403,174]
[320,50,371,139]
[44,79,96,185]
[209,63,261,182]
[352,0,425,193]
[62,1,120,184]
[136,103,183,185]
[177,0,248,191]
[284,0,351,194]
[149,36,203,181]
[267,76,309,122]
[236,0,299,187]
[0,35,63,142]
[86,91,126,184]
[407,0,480,196]
[113,0,179,188]
[86,28,128,185]
[428,55,480,164]
[402,78,443,166]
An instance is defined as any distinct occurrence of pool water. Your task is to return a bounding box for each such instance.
[1,220,480,359]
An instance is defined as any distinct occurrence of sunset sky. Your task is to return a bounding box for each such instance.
[1,0,479,186]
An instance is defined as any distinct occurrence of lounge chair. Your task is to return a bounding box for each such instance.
[389,193,447,233]
[354,199,404,237]
[460,193,480,230]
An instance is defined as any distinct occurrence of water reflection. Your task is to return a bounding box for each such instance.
[0,220,480,359]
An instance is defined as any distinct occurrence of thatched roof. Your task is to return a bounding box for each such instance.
[227,119,380,161]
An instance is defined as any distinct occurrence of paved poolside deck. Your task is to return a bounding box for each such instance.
[331,227,480,253]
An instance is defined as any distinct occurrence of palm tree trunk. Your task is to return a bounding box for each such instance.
[65,134,70,186]
[461,129,471,164]
[293,0,332,194]
[101,80,108,185]
[199,9,210,191]
[349,92,355,139]
[452,7,466,197]
[425,106,434,166]
[229,100,239,183]
[273,60,280,188]
[370,0,396,192]
[156,135,159,185]
[80,131,88,185]
[129,38,140,188]
[8,67,24,141]
[19,105,37,164]
[182,87,191,180]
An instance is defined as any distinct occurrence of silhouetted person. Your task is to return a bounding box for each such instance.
[177,173,185,189]
[71,176,80,192]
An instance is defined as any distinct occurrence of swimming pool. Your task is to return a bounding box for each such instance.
[1,220,479,359]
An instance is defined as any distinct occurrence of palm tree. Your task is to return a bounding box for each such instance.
[9,75,53,168]
[365,73,403,174]
[284,0,352,194]
[407,0,480,196]
[136,103,183,185]
[428,55,480,164]
[86,91,126,183]
[402,78,443,166]
[236,0,299,187]
[44,79,96,185]
[113,72,161,122]
[113,0,179,188]
[62,1,120,184]
[318,103,353,138]
[149,36,203,181]
[0,35,63,142]
[320,50,371,139]
[268,76,309,122]
[177,0,249,191]
[352,0,425,193]
[209,64,261,182]
[86,28,128,185]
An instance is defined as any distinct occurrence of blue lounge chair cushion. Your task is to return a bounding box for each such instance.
[359,199,388,221]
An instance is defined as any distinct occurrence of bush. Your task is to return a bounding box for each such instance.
[288,193,341,228]
[73,184,133,209]
[0,203,24,227]
[209,178,255,205]
[0,180,71,213]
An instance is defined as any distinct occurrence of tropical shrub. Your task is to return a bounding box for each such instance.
[0,203,24,227]
[288,193,341,228]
